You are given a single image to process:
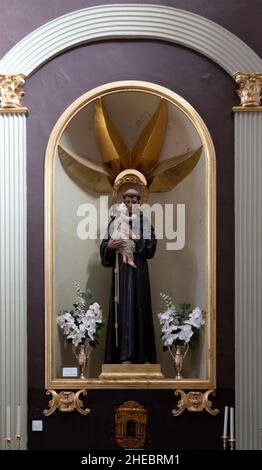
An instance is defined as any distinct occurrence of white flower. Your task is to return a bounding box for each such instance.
[78,297,86,307]
[56,315,66,328]
[79,323,87,334]
[158,293,205,349]
[86,318,97,331]
[87,328,96,341]
[162,333,179,346]
[56,312,75,335]
[161,322,178,334]
[67,329,85,347]
[89,303,103,322]
[184,307,205,329]
[90,302,100,313]
[178,324,194,343]
[57,283,104,347]
[158,307,175,323]
[85,310,96,320]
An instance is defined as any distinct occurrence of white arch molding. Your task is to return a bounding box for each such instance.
[0,3,261,450]
[0,4,261,75]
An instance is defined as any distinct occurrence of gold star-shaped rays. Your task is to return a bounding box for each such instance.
[58,97,202,194]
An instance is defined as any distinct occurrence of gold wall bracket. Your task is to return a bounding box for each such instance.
[172,389,219,416]
[43,389,90,416]
[0,74,27,110]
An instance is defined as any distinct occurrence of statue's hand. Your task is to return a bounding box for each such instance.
[108,239,123,250]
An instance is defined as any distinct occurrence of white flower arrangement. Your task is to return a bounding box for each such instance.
[157,293,205,349]
[56,282,104,347]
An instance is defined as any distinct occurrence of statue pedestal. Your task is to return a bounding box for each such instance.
[99,363,164,379]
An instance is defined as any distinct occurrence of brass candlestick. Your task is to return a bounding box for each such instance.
[5,437,11,450]
[15,434,21,450]
[221,435,229,450]
[228,438,236,450]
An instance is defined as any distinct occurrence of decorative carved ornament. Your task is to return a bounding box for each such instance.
[115,400,147,449]
[58,97,202,196]
[172,389,219,416]
[234,71,262,108]
[43,389,90,416]
[0,74,26,109]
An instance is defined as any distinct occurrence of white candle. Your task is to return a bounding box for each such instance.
[6,406,11,438]
[230,407,234,440]
[223,406,229,437]
[17,405,21,436]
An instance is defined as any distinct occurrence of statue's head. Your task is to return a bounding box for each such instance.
[111,169,147,205]
[123,188,141,213]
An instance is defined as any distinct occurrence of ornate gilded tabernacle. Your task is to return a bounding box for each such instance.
[115,400,147,449]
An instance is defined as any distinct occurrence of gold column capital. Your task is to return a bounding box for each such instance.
[0,74,27,112]
[233,71,262,111]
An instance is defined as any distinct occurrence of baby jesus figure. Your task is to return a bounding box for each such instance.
[110,202,138,268]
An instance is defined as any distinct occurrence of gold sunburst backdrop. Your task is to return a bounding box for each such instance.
[58,96,202,196]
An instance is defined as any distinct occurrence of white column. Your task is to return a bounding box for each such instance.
[0,111,27,449]
[235,110,262,449]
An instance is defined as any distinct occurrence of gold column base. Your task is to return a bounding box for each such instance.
[172,389,219,416]
[99,363,164,380]
[43,389,90,416]
[0,107,28,114]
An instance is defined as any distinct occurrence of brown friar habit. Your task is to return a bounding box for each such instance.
[100,212,157,363]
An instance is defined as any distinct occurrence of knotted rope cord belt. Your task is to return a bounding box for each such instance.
[114,252,119,347]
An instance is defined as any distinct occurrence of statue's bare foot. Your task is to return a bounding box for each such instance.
[128,260,137,268]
